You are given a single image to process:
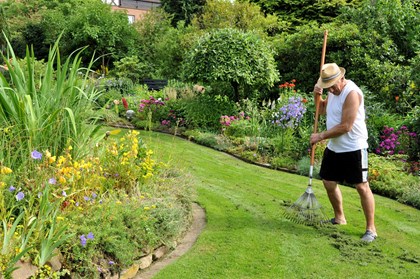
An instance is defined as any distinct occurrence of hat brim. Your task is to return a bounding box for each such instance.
[316,67,346,88]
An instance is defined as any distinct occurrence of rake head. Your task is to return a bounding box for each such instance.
[284,186,329,226]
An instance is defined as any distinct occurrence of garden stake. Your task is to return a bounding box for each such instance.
[284,30,329,226]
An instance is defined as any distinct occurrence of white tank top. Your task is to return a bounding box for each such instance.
[326,80,369,152]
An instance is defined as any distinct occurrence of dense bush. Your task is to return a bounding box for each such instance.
[183,93,237,131]
[182,28,279,102]
[368,154,419,208]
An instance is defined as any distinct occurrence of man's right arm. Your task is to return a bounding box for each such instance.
[313,85,327,115]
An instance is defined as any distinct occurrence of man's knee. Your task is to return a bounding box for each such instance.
[323,180,337,192]
[356,182,371,195]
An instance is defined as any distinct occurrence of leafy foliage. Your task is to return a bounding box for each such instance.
[183,93,237,131]
[182,28,279,102]
[1,0,139,68]
[160,0,206,26]
[191,0,281,36]
[0,37,101,169]
[133,8,188,79]
[247,0,361,29]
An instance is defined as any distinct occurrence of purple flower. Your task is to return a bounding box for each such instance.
[84,196,90,201]
[91,193,97,199]
[16,191,25,201]
[31,150,42,160]
[8,186,16,192]
[48,178,57,185]
[62,190,67,197]
[80,235,87,247]
[273,96,306,129]
[87,232,94,240]
[108,261,115,265]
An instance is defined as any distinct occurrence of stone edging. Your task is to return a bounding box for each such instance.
[124,203,206,279]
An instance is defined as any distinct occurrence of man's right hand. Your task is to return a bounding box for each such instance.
[313,85,323,96]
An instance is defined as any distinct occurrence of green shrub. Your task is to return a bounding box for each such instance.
[296,157,321,179]
[368,154,419,207]
[111,55,148,83]
[184,93,237,131]
[400,184,420,209]
[271,156,297,170]
[96,77,134,95]
[63,197,160,277]
[95,89,123,108]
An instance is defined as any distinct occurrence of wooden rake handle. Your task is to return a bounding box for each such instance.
[310,30,328,166]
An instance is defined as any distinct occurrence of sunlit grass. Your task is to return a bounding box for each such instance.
[139,130,420,279]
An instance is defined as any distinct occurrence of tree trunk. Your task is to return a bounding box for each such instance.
[232,81,240,102]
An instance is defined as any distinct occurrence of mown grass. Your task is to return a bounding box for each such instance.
[137,130,419,279]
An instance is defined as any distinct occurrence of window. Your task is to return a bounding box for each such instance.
[128,15,135,24]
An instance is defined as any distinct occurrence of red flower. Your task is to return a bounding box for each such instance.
[122,97,128,110]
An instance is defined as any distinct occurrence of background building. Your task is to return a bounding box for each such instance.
[103,0,161,23]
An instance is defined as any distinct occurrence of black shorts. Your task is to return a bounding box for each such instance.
[319,148,368,184]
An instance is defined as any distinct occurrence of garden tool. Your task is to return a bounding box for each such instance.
[284,30,329,226]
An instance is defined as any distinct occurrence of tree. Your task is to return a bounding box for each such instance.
[133,8,188,79]
[0,0,139,69]
[191,0,281,36]
[247,0,362,29]
[64,0,139,69]
[182,28,279,102]
[160,0,206,26]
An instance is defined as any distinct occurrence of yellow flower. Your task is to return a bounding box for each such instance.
[0,166,13,174]
[56,216,65,221]
[49,156,56,164]
[45,150,52,158]
[59,176,67,184]
[144,206,150,210]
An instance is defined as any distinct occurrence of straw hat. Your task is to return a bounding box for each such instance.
[316,63,346,88]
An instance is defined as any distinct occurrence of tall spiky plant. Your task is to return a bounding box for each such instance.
[0,34,103,172]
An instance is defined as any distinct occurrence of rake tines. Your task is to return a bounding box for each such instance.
[284,186,329,226]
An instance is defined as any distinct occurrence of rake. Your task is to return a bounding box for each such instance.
[284,30,329,226]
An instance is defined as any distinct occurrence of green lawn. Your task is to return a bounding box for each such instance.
[138,130,419,279]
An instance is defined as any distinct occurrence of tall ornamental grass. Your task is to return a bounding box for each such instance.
[0,36,102,172]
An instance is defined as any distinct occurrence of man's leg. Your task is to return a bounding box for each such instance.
[323,180,347,224]
[356,181,376,234]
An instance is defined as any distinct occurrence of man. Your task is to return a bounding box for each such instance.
[310,63,377,242]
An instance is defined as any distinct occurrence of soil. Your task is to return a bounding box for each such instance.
[134,203,206,279]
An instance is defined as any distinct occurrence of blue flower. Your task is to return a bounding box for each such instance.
[80,235,87,247]
[87,232,94,240]
[8,186,16,192]
[16,191,25,201]
[108,261,115,265]
[31,150,42,160]
[48,178,57,185]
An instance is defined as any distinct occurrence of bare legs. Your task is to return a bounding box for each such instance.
[323,180,347,224]
[323,179,376,233]
[356,181,376,234]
